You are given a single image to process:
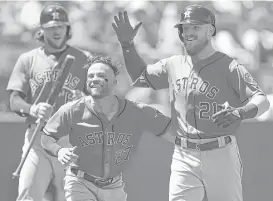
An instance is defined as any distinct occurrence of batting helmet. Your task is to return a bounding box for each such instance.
[40,4,70,28]
[174,4,216,36]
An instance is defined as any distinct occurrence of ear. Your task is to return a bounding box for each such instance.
[208,24,214,38]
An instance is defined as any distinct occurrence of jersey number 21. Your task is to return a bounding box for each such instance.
[199,102,218,119]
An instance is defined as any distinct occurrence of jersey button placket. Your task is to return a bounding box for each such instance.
[103,123,113,178]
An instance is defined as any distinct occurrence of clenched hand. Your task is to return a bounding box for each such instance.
[30,102,53,121]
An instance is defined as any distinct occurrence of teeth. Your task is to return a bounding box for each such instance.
[91,85,102,88]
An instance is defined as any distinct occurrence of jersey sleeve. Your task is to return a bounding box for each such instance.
[43,104,72,140]
[139,103,171,136]
[132,58,169,90]
[229,64,265,104]
[6,54,30,95]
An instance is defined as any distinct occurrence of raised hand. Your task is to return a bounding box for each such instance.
[112,11,142,45]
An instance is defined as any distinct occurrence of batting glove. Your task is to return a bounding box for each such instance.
[30,102,53,121]
[112,11,142,47]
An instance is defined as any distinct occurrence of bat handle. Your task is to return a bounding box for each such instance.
[12,119,45,179]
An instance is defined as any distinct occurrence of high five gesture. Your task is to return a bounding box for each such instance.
[112,11,142,46]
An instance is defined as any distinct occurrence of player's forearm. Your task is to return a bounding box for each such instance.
[41,134,62,157]
[9,91,32,117]
[238,94,270,120]
[121,42,147,82]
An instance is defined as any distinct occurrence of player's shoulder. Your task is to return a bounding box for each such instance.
[125,99,168,118]
[162,55,186,65]
[67,45,92,59]
[60,96,86,112]
[212,52,240,72]
[125,99,152,112]
[17,48,40,62]
[169,54,186,61]
[225,55,246,72]
[148,55,185,71]
[167,55,190,70]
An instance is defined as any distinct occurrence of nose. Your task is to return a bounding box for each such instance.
[52,26,62,34]
[89,75,101,83]
[92,79,100,84]
[183,27,194,36]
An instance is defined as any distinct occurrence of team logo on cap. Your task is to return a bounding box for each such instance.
[184,10,191,18]
[52,11,60,20]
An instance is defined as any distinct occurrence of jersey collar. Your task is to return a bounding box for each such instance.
[84,95,127,122]
[186,51,226,71]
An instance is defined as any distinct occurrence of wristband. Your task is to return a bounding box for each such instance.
[121,41,134,49]
[19,109,27,117]
[53,145,62,157]
[237,103,258,120]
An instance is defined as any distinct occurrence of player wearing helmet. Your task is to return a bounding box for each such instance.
[7,3,91,201]
[112,4,269,201]
[36,3,72,52]
[174,5,216,56]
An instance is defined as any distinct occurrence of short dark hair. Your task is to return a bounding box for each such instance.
[84,55,120,76]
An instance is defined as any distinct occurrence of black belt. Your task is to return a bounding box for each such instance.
[70,167,114,188]
[175,136,232,151]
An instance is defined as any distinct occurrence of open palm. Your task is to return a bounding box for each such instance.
[112,11,142,44]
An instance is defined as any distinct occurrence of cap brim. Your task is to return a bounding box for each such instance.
[174,19,208,28]
[41,21,69,28]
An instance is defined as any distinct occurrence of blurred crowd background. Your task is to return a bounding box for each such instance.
[1,0,273,121]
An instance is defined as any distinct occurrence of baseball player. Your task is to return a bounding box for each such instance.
[40,55,171,201]
[112,4,270,201]
[6,3,91,201]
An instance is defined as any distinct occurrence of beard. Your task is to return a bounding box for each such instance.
[45,36,67,50]
[183,37,209,56]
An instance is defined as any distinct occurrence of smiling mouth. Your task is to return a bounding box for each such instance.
[53,36,61,40]
[91,84,103,88]
[185,38,196,41]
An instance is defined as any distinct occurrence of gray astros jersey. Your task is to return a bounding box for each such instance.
[43,96,171,178]
[6,46,90,125]
[134,52,265,138]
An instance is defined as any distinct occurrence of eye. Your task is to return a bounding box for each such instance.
[88,74,94,79]
[97,73,106,78]
[193,25,201,30]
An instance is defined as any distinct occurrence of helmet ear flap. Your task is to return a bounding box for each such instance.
[67,25,72,39]
[212,25,216,36]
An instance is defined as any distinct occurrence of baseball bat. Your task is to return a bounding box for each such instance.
[12,55,75,178]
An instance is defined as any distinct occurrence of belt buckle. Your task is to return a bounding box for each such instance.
[95,178,113,187]
[196,143,201,151]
